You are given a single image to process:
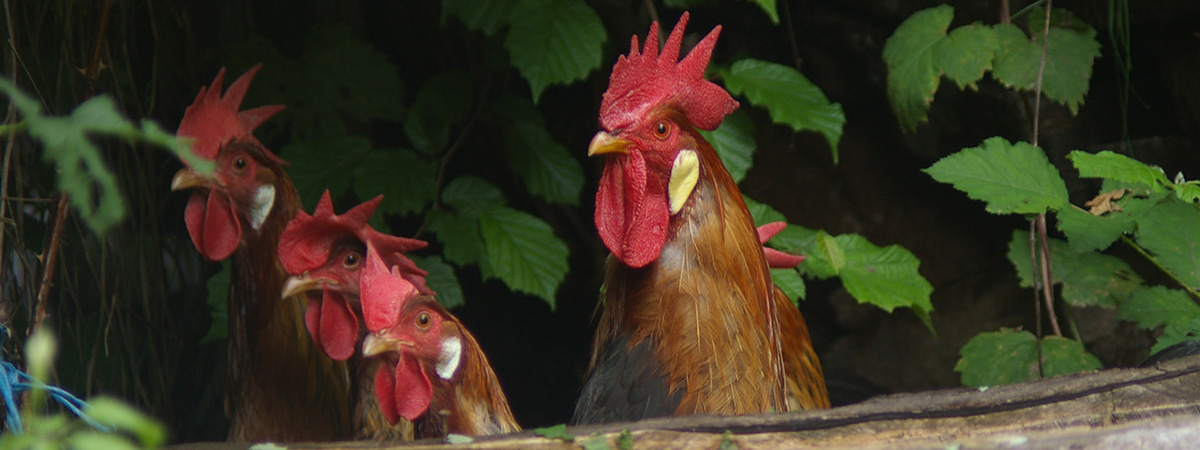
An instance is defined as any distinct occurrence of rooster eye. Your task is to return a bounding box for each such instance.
[342,252,361,269]
[416,312,431,329]
[654,121,669,139]
[233,157,248,170]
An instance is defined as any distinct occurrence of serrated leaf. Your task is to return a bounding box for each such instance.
[1135,198,1200,290]
[991,20,1100,114]
[1151,320,1200,355]
[1007,230,1141,307]
[743,195,787,224]
[817,232,846,273]
[931,23,999,90]
[498,96,583,205]
[924,137,1068,215]
[1117,286,1200,330]
[1175,182,1200,204]
[534,423,574,441]
[442,176,507,216]
[956,329,1101,387]
[427,209,488,272]
[699,110,756,183]
[744,0,779,23]
[85,397,167,448]
[282,135,371,208]
[505,0,605,101]
[441,0,516,36]
[404,71,474,154]
[1068,150,1168,191]
[480,207,569,306]
[881,5,953,131]
[835,234,933,314]
[351,149,437,216]
[413,255,465,310]
[724,59,844,162]
[1055,205,1132,253]
[771,268,806,305]
[202,261,231,343]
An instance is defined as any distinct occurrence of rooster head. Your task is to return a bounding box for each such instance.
[361,279,461,424]
[172,64,287,261]
[590,12,738,268]
[278,190,431,361]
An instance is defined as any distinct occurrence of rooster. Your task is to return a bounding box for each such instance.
[359,247,520,438]
[572,14,828,424]
[170,65,353,442]
[277,190,432,440]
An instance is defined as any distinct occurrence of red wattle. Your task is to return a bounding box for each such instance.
[374,366,400,425]
[184,191,241,261]
[318,287,359,361]
[394,353,433,422]
[595,152,668,269]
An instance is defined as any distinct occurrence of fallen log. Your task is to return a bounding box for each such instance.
[171,352,1200,449]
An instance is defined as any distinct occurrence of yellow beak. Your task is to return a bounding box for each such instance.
[170,168,208,191]
[588,131,630,156]
[281,275,329,300]
[362,334,400,357]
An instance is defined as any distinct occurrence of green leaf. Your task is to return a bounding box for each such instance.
[723,59,845,162]
[1055,205,1132,253]
[699,110,756,184]
[719,430,739,450]
[744,0,779,23]
[67,432,140,450]
[617,429,633,450]
[1007,230,1140,307]
[202,261,231,343]
[770,268,806,305]
[743,195,787,225]
[404,71,474,154]
[534,423,574,441]
[835,234,934,314]
[250,444,288,450]
[479,207,570,306]
[441,0,516,36]
[956,329,1101,387]
[581,435,612,450]
[924,137,1068,215]
[1135,198,1200,291]
[881,5,953,131]
[505,0,605,101]
[991,19,1100,114]
[1152,319,1200,355]
[931,23,999,90]
[497,96,583,205]
[427,209,489,273]
[413,255,465,310]
[446,433,475,444]
[441,176,507,216]
[1117,286,1200,330]
[1068,150,1168,191]
[352,149,438,216]
[85,397,167,448]
[282,135,371,208]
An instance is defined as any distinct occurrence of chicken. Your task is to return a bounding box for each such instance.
[277,190,432,440]
[359,247,519,438]
[170,65,353,442]
[572,14,828,424]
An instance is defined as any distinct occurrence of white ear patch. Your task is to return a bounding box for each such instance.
[668,149,700,215]
[249,185,275,230]
[436,336,462,380]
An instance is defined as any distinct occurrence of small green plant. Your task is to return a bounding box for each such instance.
[887,4,1196,387]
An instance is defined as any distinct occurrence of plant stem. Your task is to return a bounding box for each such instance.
[0,121,25,136]
[1119,234,1200,301]
[31,195,70,338]
[416,71,494,239]
[1036,214,1062,337]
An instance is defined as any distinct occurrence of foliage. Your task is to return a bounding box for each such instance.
[904,5,1197,387]
[884,5,1100,131]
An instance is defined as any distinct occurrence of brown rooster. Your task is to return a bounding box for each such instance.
[277,190,432,440]
[572,13,828,424]
[359,247,519,438]
[170,65,353,442]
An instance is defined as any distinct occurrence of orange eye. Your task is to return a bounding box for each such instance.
[416,312,432,329]
[342,251,361,270]
[653,121,670,140]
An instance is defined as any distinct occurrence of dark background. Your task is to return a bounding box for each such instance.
[2,0,1199,443]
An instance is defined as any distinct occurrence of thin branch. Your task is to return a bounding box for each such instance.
[1,0,18,331]
[1036,214,1062,337]
[1029,221,1045,379]
[780,0,803,70]
[31,195,69,337]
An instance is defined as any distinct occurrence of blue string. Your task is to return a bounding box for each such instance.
[0,353,112,434]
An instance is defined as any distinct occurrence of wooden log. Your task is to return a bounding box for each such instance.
[170,353,1200,449]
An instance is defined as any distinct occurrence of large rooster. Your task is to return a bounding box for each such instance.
[170,65,353,441]
[359,247,519,438]
[572,14,828,423]
[277,190,431,440]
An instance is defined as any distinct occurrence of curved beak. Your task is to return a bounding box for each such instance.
[362,333,403,357]
[170,168,209,191]
[588,131,630,157]
[281,275,331,300]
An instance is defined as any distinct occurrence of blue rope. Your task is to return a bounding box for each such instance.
[0,346,112,434]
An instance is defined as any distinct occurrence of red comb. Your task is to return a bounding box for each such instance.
[599,12,738,132]
[361,244,419,333]
[278,191,431,292]
[177,64,285,165]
